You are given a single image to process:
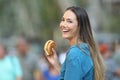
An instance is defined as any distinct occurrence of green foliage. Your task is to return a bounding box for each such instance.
[39,0,61,40]
[76,0,88,7]
[109,16,120,33]
[0,0,119,39]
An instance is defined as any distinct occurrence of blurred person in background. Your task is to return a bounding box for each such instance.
[39,54,48,73]
[45,6,104,80]
[43,56,60,80]
[43,65,60,80]
[16,37,44,80]
[0,44,22,80]
[100,43,120,80]
[113,39,120,79]
[113,39,120,67]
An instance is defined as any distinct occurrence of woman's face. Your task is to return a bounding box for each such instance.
[60,10,79,40]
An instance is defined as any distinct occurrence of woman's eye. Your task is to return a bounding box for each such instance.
[67,20,72,23]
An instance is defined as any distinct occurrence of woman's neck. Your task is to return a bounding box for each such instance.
[69,39,76,46]
[69,37,82,46]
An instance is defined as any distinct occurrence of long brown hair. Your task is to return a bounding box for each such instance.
[66,6,105,80]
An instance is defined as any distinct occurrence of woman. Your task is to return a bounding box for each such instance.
[46,6,104,80]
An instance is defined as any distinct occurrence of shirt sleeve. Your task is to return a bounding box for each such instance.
[13,56,22,77]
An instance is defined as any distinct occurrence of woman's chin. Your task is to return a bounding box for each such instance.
[62,35,70,39]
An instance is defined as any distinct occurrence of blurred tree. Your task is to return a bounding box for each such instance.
[100,0,120,34]
[109,16,120,34]
[38,0,61,42]
[76,0,88,7]
[0,0,119,44]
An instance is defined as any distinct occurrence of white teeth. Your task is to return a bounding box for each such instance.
[63,30,69,32]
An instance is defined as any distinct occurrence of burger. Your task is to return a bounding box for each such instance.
[44,40,56,56]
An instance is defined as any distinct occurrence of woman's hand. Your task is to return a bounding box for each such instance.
[45,48,61,73]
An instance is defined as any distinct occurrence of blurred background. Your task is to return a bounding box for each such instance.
[0,0,120,80]
[0,0,119,47]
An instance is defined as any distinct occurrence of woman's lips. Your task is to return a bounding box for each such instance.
[62,30,70,33]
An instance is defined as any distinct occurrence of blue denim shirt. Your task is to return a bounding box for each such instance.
[59,43,94,80]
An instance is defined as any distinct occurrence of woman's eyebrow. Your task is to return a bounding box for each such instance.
[66,18,72,21]
[62,17,73,21]
[67,18,71,20]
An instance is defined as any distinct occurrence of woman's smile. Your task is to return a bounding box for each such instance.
[60,10,79,40]
[62,29,70,34]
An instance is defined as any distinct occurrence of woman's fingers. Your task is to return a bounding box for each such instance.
[52,48,57,58]
[52,48,56,54]
[44,48,61,73]
[45,50,57,65]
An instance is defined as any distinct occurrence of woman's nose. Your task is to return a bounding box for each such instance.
[60,21,67,28]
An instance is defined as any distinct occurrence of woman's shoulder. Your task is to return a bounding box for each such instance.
[67,43,90,57]
[66,43,94,73]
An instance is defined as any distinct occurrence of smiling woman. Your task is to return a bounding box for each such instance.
[60,10,80,46]
[45,6,105,80]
